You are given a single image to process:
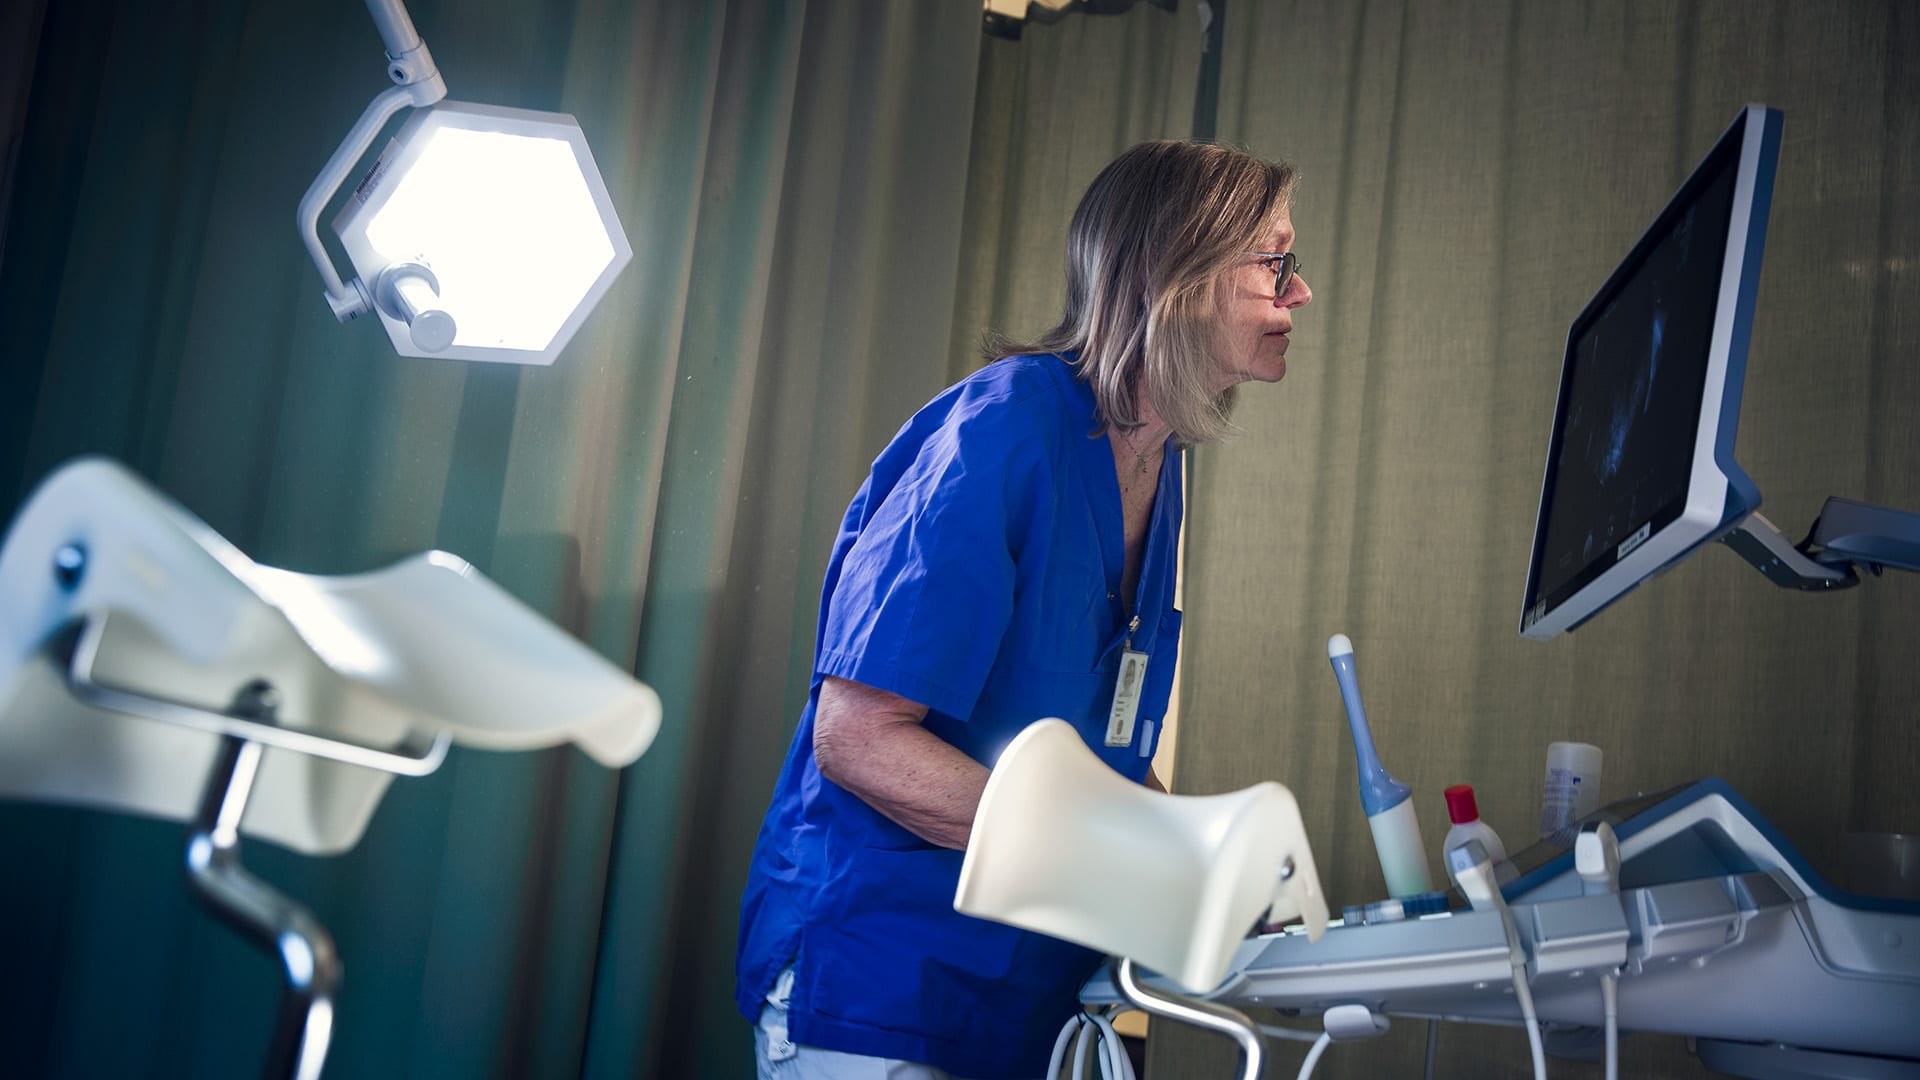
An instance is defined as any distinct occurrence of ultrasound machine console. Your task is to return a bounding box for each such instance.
[1082,103,1920,1079]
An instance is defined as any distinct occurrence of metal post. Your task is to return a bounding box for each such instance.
[1114,956,1265,1080]
[1192,0,1226,141]
[185,682,342,1080]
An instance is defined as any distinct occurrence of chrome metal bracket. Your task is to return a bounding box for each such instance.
[57,613,454,1080]
[64,613,451,775]
[1113,956,1267,1080]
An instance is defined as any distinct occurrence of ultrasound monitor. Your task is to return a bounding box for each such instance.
[1520,105,1783,639]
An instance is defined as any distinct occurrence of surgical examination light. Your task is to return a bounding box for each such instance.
[298,0,632,365]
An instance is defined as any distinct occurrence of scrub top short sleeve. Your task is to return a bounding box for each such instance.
[813,396,1040,723]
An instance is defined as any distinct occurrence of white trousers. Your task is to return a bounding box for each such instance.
[753,965,958,1080]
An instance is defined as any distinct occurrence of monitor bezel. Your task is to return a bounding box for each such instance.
[1520,104,1782,640]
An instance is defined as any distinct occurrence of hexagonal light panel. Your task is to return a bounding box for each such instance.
[333,101,632,365]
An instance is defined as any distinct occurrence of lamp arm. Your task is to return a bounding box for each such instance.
[296,0,449,324]
[362,0,446,98]
[296,86,411,323]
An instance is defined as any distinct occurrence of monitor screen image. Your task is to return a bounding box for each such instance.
[1521,105,1781,639]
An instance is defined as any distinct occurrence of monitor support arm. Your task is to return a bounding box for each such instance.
[1722,496,1920,589]
[1722,512,1857,590]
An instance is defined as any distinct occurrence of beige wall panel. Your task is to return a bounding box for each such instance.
[1154,2,1920,1076]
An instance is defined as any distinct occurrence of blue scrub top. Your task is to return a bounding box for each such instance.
[735,353,1185,1078]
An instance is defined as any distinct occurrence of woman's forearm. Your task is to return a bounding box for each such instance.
[813,676,990,851]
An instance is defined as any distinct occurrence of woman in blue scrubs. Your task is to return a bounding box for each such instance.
[736,139,1312,1079]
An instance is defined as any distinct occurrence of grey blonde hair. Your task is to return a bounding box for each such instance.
[991,140,1295,445]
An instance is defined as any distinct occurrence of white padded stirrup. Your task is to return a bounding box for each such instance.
[956,718,1327,994]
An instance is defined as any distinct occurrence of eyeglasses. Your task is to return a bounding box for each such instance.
[1249,251,1301,299]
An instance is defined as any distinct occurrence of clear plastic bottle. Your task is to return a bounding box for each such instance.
[1539,741,1603,840]
[1442,784,1517,894]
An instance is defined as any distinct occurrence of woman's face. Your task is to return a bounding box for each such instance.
[1209,209,1312,392]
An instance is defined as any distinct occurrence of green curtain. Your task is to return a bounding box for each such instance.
[1160,2,1920,1076]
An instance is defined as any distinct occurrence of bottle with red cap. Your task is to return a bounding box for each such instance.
[1441,784,1518,896]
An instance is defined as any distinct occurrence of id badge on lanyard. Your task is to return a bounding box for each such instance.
[1105,615,1147,748]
